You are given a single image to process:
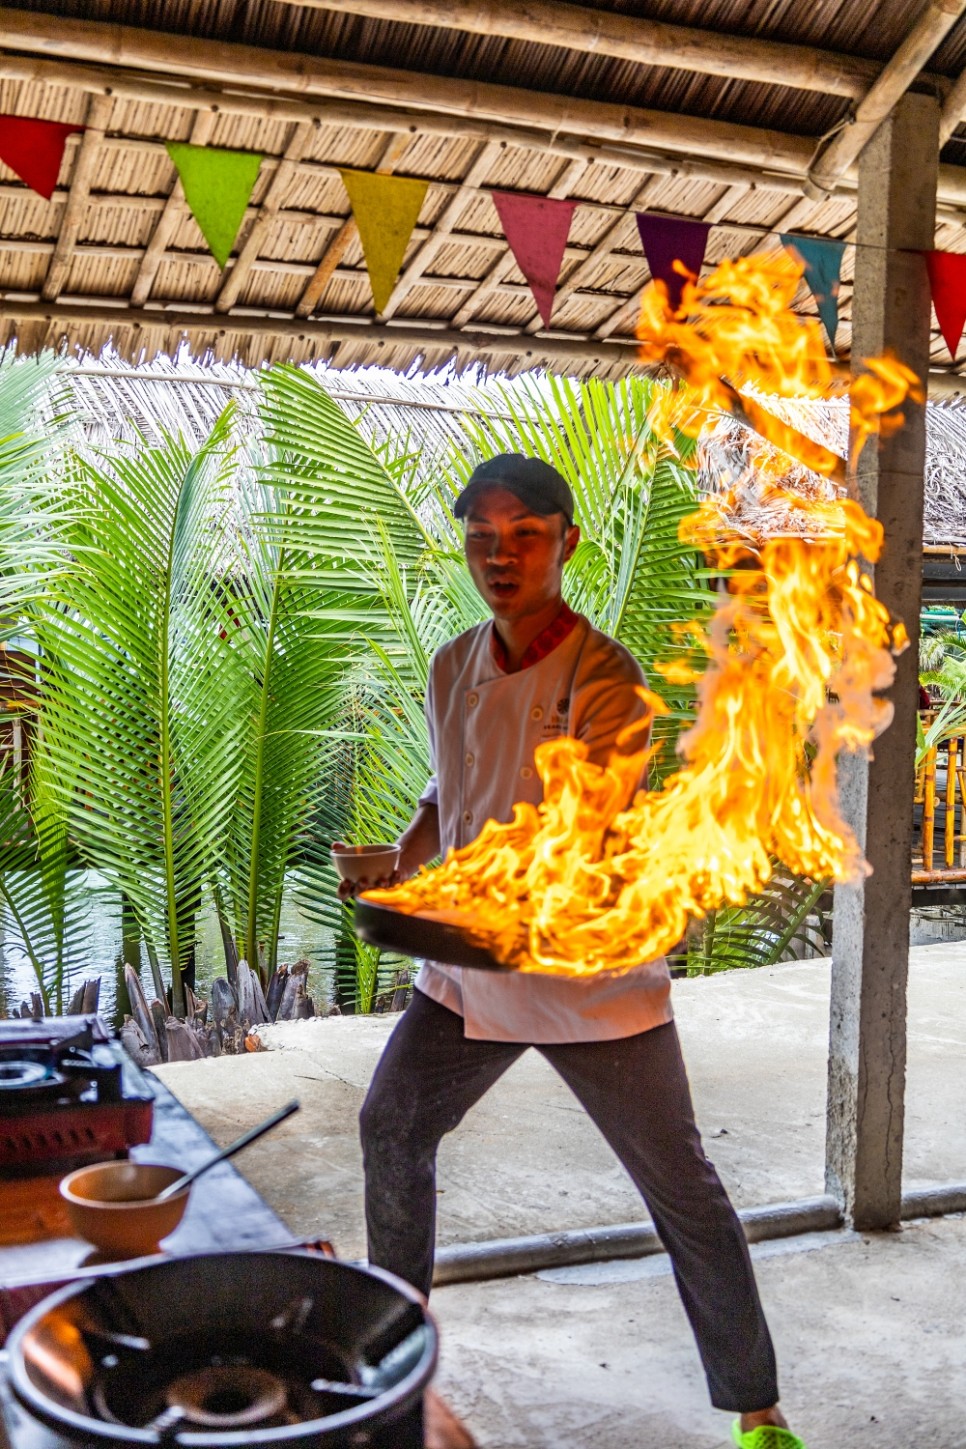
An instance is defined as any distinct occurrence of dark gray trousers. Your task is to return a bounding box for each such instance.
[360,987,778,1412]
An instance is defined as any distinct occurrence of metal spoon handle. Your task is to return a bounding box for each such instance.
[155,1098,301,1201]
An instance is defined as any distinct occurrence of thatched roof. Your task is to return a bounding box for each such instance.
[57,355,966,554]
[1,2,966,381]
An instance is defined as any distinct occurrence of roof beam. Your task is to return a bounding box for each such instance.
[939,62,966,143]
[8,45,966,215]
[41,92,111,302]
[0,9,816,175]
[807,0,966,196]
[215,121,312,313]
[448,157,589,329]
[0,50,872,203]
[269,0,880,99]
[380,138,503,319]
[131,111,216,308]
[1,297,960,392]
[295,131,412,318]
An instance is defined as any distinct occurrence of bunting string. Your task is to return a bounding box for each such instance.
[0,108,964,352]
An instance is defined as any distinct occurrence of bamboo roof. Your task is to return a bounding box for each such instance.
[2,2,966,381]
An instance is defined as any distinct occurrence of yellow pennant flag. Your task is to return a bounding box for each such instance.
[339,169,429,313]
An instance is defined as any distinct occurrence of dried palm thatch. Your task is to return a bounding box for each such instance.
[49,351,966,548]
[699,397,966,547]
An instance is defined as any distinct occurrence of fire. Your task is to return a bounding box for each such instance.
[365,251,914,975]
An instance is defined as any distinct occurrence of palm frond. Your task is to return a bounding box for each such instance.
[33,411,241,1013]
[689,873,829,974]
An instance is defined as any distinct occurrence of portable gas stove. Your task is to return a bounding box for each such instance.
[0,1016,154,1175]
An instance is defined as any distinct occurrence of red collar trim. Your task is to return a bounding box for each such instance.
[490,602,578,674]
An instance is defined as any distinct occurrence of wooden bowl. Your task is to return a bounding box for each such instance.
[330,842,400,884]
[59,1161,190,1258]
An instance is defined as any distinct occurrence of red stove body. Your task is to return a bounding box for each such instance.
[0,1015,154,1174]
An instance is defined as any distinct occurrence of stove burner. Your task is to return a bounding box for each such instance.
[163,1365,289,1430]
[0,1061,55,1091]
[7,1252,437,1446]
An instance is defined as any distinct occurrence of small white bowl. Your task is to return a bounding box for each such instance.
[330,842,400,884]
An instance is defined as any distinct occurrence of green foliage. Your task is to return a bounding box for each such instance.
[0,356,829,1014]
[33,412,244,1014]
[687,873,829,975]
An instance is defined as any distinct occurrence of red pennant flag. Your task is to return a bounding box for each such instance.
[925,250,966,361]
[635,213,710,313]
[0,115,86,201]
[491,191,579,327]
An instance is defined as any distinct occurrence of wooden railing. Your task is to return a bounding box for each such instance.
[914,726,966,884]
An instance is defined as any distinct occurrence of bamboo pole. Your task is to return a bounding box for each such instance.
[41,93,111,302]
[270,0,880,99]
[940,65,966,144]
[923,746,937,872]
[8,44,966,218]
[807,0,966,196]
[216,122,311,314]
[296,131,411,318]
[0,8,816,173]
[0,51,808,197]
[946,736,960,868]
[132,111,217,308]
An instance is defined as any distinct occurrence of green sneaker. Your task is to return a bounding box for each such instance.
[731,1424,807,1449]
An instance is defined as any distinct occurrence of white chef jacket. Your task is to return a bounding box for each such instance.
[415,612,673,1042]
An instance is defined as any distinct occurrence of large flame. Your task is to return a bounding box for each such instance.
[366,252,915,975]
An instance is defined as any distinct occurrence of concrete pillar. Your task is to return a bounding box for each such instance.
[826,92,939,1229]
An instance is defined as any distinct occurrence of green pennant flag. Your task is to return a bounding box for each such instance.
[166,142,263,269]
[339,169,430,313]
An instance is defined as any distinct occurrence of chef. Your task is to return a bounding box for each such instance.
[356,453,807,1449]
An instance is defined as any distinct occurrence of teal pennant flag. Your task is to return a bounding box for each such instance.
[780,234,845,349]
[166,142,263,269]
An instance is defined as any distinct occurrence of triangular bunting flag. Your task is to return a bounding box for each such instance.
[166,142,263,269]
[0,116,86,201]
[491,191,579,327]
[339,169,430,313]
[780,233,845,347]
[924,250,966,361]
[635,213,710,312]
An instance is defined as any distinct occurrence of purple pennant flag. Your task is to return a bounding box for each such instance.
[635,213,711,312]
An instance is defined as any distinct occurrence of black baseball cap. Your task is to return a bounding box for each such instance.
[453,453,575,525]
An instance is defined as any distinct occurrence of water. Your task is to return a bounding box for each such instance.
[0,872,339,1024]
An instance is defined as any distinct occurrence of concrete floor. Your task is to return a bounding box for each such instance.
[154,943,966,1449]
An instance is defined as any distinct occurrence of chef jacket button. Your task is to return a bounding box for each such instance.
[465,752,475,766]
[520,765,533,780]
[467,692,479,707]
[463,809,474,824]
[530,706,544,721]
